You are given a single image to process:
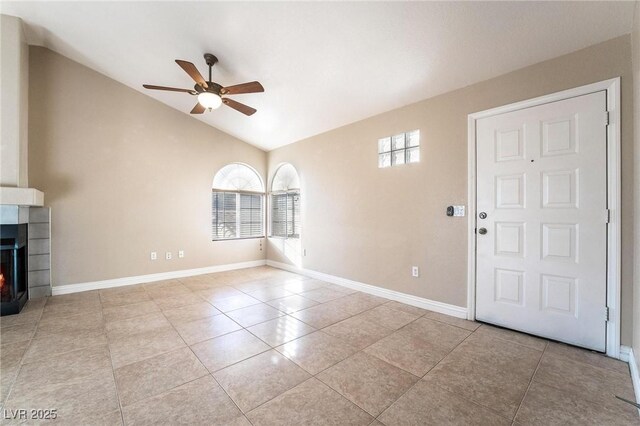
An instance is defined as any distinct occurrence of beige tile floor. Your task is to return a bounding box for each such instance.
[0,266,637,425]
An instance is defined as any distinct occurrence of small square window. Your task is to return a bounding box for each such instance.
[406,146,420,163]
[392,133,405,150]
[378,130,420,168]
[378,137,391,153]
[378,152,391,168]
[392,150,406,165]
[407,130,420,147]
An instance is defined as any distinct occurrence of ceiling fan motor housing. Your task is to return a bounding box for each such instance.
[195,81,223,95]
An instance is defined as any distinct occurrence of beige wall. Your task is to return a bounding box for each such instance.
[632,1,640,360]
[267,36,636,345]
[29,35,636,344]
[1,15,29,187]
[29,47,267,287]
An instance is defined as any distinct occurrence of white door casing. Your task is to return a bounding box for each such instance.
[475,91,608,351]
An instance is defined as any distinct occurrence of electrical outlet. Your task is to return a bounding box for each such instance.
[303,249,307,256]
[412,266,419,277]
[150,251,157,261]
[178,250,184,258]
[165,252,172,260]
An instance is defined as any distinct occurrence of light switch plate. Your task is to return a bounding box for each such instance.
[452,205,465,217]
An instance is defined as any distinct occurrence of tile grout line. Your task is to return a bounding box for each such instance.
[12,268,625,424]
[512,340,549,422]
[0,269,295,421]
[205,287,392,418]
[106,283,241,422]
[103,287,141,426]
[209,372,255,425]
[197,271,318,423]
[4,287,444,423]
[4,272,429,420]
[474,324,548,352]
[295,304,434,419]
[435,326,542,422]
[516,345,638,416]
[371,322,482,423]
[541,346,633,378]
[156,283,258,424]
[1,300,46,409]
[312,372,379,419]
[105,285,209,422]
[107,277,317,379]
[434,324,547,422]
[11,294,123,424]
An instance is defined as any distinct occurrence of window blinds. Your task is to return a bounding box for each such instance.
[212,192,264,240]
[240,193,264,238]
[271,192,300,238]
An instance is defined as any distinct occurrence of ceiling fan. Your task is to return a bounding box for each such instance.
[143,53,264,116]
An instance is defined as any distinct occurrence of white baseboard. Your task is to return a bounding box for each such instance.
[266,260,468,319]
[51,260,267,295]
[621,346,640,413]
[620,345,632,362]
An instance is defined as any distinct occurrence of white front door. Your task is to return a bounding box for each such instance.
[475,91,608,351]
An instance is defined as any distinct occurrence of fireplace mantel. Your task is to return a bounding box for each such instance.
[0,187,44,207]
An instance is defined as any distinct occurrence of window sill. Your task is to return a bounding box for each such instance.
[212,236,265,242]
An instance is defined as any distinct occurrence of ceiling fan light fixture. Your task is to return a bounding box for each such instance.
[198,91,222,109]
[143,55,262,116]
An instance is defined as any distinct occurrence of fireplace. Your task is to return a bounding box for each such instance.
[0,224,28,316]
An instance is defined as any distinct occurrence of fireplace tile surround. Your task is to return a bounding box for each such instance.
[0,224,28,315]
[0,206,51,315]
[27,207,51,299]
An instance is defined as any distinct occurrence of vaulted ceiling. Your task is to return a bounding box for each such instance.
[1,1,635,150]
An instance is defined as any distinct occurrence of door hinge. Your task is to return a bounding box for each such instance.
[605,306,610,322]
[604,111,610,126]
[605,209,611,224]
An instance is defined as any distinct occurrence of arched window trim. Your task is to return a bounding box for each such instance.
[270,163,300,193]
[212,163,265,241]
[212,162,265,194]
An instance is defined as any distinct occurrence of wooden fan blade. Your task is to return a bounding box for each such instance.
[222,81,264,95]
[222,98,256,116]
[143,84,196,94]
[190,103,206,114]
[175,60,208,89]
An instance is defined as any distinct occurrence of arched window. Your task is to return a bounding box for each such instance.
[212,163,265,240]
[270,163,300,239]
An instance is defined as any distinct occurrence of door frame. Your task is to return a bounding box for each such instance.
[466,78,621,358]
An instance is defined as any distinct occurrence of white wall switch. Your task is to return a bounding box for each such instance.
[165,252,172,260]
[412,266,419,277]
[453,205,465,217]
[178,250,184,258]
[150,251,157,261]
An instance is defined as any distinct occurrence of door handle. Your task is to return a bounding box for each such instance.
[478,228,487,235]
